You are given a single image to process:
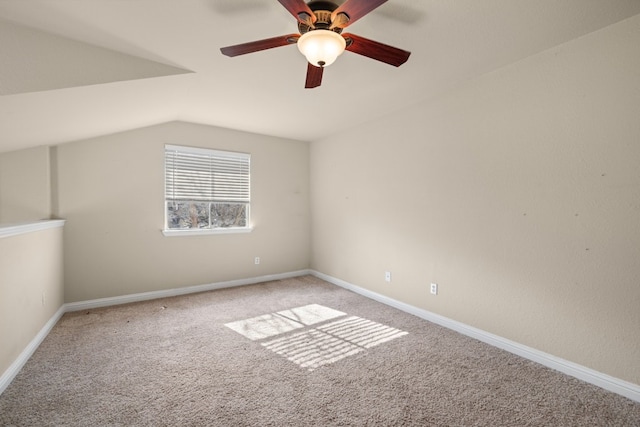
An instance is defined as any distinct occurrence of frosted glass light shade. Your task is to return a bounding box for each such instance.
[297,30,346,67]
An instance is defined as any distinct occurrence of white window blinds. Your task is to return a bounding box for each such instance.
[165,145,250,203]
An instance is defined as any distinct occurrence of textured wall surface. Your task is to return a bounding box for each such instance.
[0,226,64,376]
[311,16,640,384]
[56,121,310,302]
[0,146,51,223]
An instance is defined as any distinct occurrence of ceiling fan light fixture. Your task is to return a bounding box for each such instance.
[297,29,346,68]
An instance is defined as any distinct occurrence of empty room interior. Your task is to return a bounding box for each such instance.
[1,0,639,424]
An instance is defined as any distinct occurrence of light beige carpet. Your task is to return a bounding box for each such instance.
[1,275,639,426]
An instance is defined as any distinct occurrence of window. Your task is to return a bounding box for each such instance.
[164,144,251,235]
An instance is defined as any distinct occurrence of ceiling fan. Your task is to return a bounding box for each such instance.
[220,0,411,89]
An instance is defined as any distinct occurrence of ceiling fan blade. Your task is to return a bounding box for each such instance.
[305,63,323,88]
[331,0,388,29]
[220,34,300,57]
[343,33,410,67]
[277,0,316,25]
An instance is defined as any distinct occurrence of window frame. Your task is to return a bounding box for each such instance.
[162,144,252,237]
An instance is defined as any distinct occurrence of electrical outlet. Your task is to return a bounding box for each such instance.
[430,283,438,295]
[385,271,392,282]
[254,257,260,265]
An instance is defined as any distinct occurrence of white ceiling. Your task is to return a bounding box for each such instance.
[1,0,639,153]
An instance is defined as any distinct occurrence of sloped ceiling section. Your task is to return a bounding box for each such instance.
[0,19,192,95]
[0,1,639,154]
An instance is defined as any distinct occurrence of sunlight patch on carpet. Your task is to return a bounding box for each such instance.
[317,316,408,349]
[225,304,408,371]
[224,313,304,340]
[262,329,364,370]
[276,304,345,325]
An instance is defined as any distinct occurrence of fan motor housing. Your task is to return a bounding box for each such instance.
[307,0,338,13]
[298,0,344,34]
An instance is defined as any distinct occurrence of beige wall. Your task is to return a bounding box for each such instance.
[0,226,64,376]
[0,146,52,223]
[56,121,310,302]
[310,15,640,385]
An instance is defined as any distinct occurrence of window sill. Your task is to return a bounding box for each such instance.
[162,227,253,237]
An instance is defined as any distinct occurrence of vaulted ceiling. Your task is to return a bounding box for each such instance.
[1,0,639,153]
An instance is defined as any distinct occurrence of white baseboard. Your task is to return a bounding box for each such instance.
[0,305,66,396]
[65,270,312,312]
[1,270,311,396]
[310,270,640,403]
[4,269,638,403]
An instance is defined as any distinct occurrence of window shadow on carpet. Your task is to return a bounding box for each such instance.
[225,304,408,371]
